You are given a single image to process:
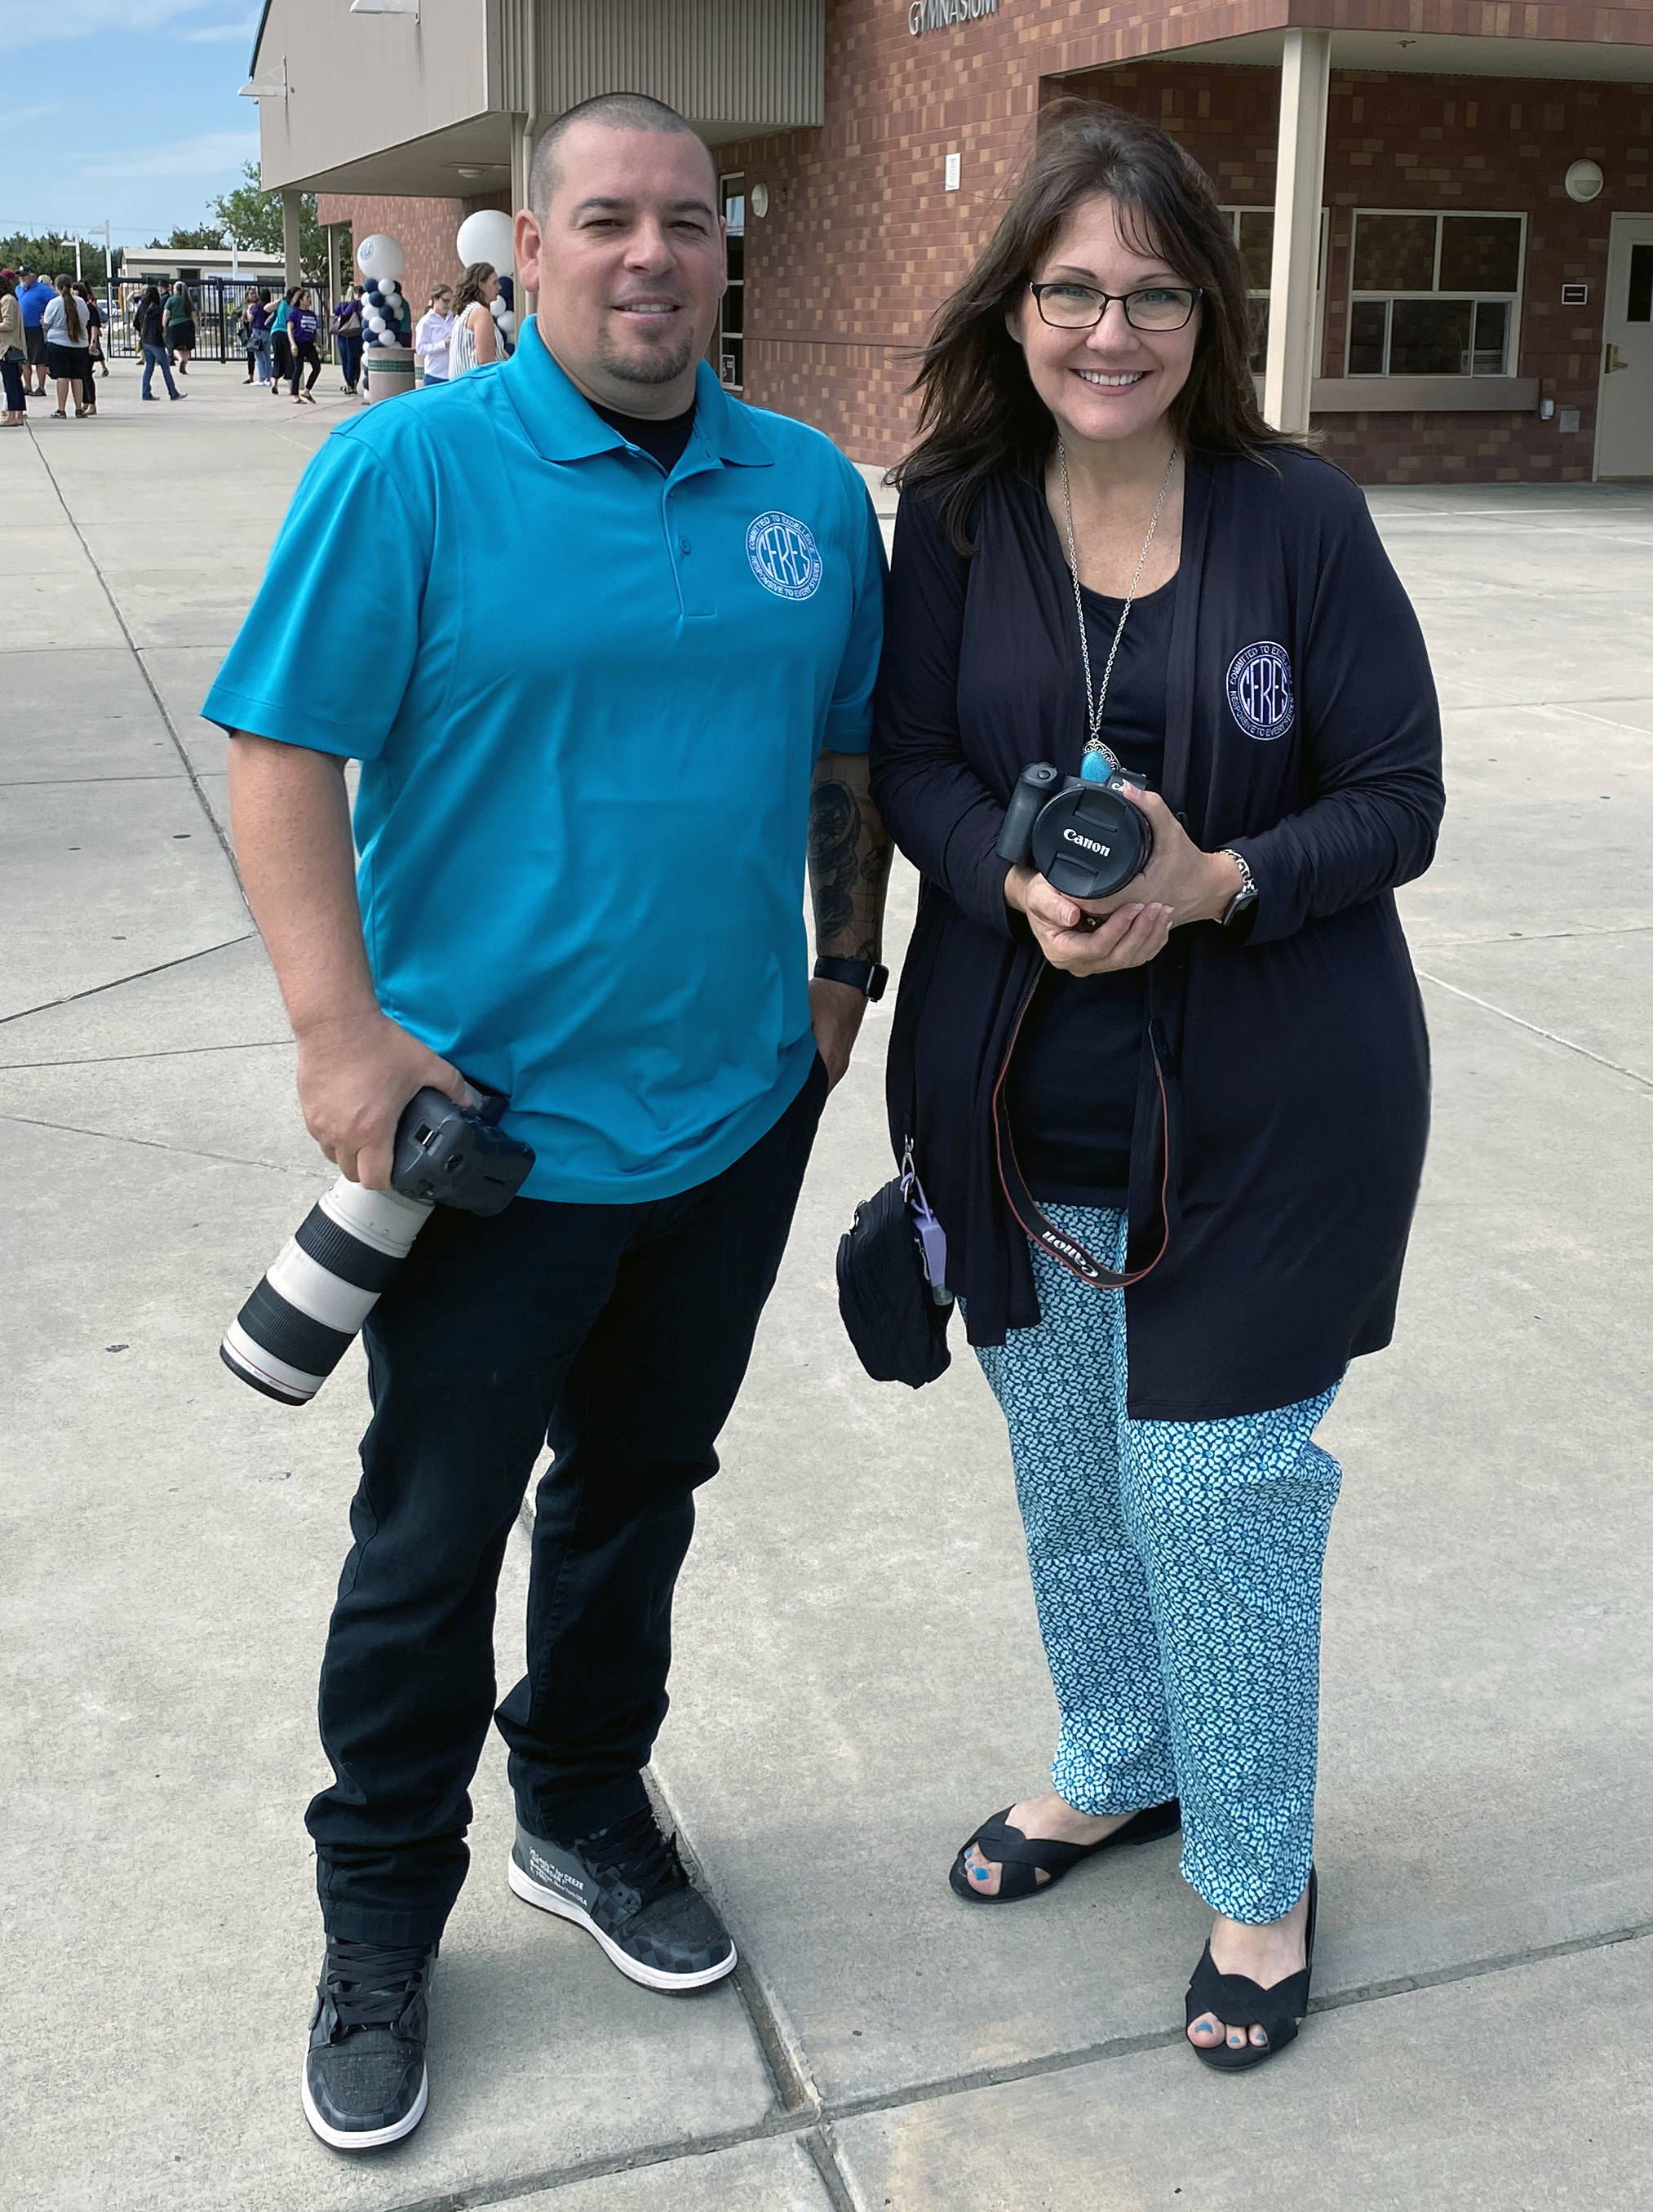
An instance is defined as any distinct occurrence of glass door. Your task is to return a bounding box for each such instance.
[719,174,744,391]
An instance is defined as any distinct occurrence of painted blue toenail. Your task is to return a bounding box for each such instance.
[971,1866,989,1882]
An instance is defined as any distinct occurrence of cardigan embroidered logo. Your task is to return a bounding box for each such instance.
[747,512,824,601]
[1226,641,1296,741]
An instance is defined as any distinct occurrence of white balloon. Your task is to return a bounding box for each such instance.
[498,310,518,339]
[355,233,405,284]
[366,313,387,334]
[455,209,514,278]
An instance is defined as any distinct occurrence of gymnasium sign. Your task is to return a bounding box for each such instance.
[909,0,999,34]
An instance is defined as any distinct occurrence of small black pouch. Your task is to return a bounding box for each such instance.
[835,1160,953,1390]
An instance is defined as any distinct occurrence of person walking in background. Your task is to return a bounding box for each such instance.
[269,289,293,394]
[288,287,321,404]
[237,299,256,382]
[872,101,1442,2072]
[414,285,454,387]
[17,265,52,398]
[333,285,363,396]
[1,274,28,426]
[447,264,499,379]
[165,280,196,374]
[42,278,93,419]
[134,284,184,401]
[76,284,108,397]
[249,290,273,384]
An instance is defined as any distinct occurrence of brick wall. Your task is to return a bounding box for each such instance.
[715,0,1653,481]
[315,190,511,321]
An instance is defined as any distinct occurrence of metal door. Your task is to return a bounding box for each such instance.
[1595,214,1653,481]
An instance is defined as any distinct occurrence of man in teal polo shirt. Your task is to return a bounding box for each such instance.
[208,93,889,2151]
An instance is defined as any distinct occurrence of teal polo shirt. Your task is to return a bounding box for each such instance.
[204,323,886,1202]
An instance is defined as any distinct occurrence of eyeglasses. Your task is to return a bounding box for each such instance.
[1029,281,1203,333]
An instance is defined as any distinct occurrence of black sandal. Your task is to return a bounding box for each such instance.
[950,1797,1181,1903]
[1184,1867,1318,2070]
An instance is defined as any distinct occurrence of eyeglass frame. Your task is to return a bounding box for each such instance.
[1027,280,1204,333]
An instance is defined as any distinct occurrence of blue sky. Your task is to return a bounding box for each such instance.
[0,1,264,250]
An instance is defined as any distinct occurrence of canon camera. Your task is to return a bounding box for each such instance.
[220,1088,535,1406]
[996,757,1154,902]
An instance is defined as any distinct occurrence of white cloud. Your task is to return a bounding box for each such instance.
[181,20,257,42]
[0,1,216,51]
[85,130,258,180]
[3,101,58,124]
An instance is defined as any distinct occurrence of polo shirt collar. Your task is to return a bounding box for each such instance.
[502,317,773,471]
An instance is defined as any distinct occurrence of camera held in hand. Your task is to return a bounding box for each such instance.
[996,756,1154,902]
[220,1087,535,1406]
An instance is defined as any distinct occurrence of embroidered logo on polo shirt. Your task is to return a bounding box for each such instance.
[1226,641,1296,741]
[747,512,823,601]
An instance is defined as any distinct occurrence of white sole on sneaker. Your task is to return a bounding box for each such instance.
[300,2061,428,2152]
[507,1856,737,1992]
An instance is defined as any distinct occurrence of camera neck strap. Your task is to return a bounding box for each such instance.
[990,965,1172,1293]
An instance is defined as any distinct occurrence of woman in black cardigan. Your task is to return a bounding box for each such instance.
[871,102,1444,2070]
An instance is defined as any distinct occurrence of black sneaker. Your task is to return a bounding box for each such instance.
[508,1806,736,1991]
[301,1937,436,2151]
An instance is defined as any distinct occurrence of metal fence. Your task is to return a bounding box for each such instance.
[104,277,338,362]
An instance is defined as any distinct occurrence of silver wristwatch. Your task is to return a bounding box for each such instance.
[1217,848,1258,933]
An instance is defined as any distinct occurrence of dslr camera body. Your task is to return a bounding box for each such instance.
[221,1087,534,1406]
[996,756,1154,902]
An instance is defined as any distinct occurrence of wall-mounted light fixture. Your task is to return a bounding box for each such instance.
[750,183,769,219]
[350,0,420,15]
[1565,159,1605,203]
[945,153,961,192]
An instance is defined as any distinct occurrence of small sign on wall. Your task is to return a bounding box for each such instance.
[1561,283,1588,306]
[945,153,961,192]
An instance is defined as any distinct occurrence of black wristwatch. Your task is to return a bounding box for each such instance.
[813,955,889,1002]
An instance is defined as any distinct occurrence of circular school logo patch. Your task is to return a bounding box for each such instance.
[747,511,823,601]
[1225,641,1296,742]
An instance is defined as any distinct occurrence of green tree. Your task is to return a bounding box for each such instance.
[208,161,339,281]
[153,224,228,252]
[0,231,119,285]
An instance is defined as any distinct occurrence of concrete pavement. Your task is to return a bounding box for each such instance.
[2,363,1649,2210]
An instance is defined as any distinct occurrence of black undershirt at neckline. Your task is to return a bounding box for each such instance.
[588,397,698,474]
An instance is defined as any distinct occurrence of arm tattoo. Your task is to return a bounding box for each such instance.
[809,756,893,965]
[808,779,860,951]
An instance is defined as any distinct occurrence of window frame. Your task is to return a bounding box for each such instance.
[1219,205,1329,378]
[1344,207,1527,380]
[718,171,745,392]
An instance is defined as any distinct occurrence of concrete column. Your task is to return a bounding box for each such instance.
[281,189,302,290]
[1262,28,1331,434]
[514,113,538,323]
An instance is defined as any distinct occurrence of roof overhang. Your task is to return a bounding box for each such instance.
[248,0,824,200]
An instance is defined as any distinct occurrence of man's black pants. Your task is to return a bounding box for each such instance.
[308,1058,827,1947]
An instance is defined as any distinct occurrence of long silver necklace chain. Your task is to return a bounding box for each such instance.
[1058,437,1179,770]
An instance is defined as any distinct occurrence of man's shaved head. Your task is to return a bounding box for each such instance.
[529,92,715,216]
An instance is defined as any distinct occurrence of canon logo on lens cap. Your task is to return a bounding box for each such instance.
[1063,827,1110,854]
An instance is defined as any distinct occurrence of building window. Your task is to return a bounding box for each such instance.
[1346,211,1524,377]
[720,174,744,390]
[1221,207,1275,371]
[1220,208,1327,374]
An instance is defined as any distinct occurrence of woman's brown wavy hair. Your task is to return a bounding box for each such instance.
[892,100,1295,551]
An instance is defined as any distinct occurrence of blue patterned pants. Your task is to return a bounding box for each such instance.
[973,1207,1341,1924]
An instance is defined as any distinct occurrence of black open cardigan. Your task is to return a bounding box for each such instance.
[870,446,1446,1421]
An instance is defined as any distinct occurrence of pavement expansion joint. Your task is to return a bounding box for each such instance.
[0,1106,327,1177]
[28,439,242,882]
[0,771,193,788]
[0,1037,292,1073]
[1416,969,1653,1090]
[367,1903,1653,2210]
[0,933,258,1028]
